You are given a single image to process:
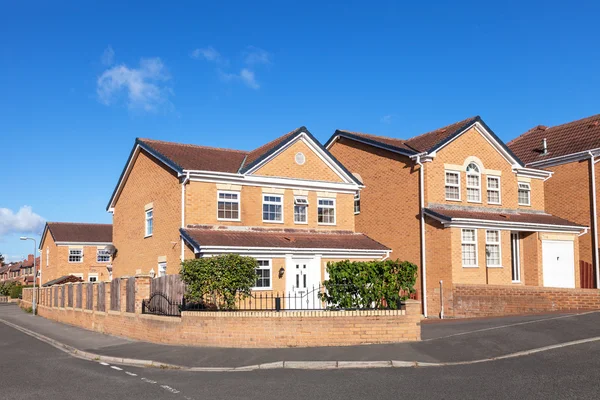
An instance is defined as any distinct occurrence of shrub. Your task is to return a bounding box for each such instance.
[319,259,418,310]
[180,254,258,310]
[0,281,17,296]
[10,284,24,299]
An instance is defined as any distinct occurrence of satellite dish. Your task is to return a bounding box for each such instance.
[104,244,116,255]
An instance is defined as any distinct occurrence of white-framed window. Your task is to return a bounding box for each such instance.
[461,229,478,267]
[97,248,111,263]
[263,195,283,222]
[466,163,481,202]
[485,230,502,267]
[217,191,240,221]
[88,273,98,283]
[293,196,308,224]
[445,171,461,201]
[317,198,336,225]
[518,182,531,206]
[253,259,272,290]
[354,192,361,214]
[68,249,83,263]
[145,209,153,237]
[487,176,501,204]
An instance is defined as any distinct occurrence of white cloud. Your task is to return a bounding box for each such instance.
[190,46,228,65]
[218,68,260,90]
[101,46,115,66]
[380,115,392,124]
[97,57,172,111]
[0,206,45,238]
[243,46,271,66]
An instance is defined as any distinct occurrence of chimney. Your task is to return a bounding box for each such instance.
[27,254,34,263]
[542,138,548,155]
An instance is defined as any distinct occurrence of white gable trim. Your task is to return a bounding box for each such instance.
[244,132,357,185]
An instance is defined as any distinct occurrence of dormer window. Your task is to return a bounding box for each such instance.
[466,162,481,202]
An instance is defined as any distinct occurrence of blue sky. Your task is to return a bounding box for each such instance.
[1,1,599,261]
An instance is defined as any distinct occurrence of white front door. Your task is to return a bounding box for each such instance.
[286,258,319,309]
[542,240,575,288]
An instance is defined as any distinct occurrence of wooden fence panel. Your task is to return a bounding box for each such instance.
[580,260,596,289]
[110,279,120,311]
[150,275,185,300]
[54,288,58,307]
[76,284,83,308]
[60,286,65,308]
[126,277,135,313]
[86,284,94,310]
[97,282,105,312]
[67,285,73,307]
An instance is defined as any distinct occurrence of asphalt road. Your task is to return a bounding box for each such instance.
[2,320,600,399]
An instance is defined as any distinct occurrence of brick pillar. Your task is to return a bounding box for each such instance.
[404,299,422,316]
[105,281,111,311]
[134,275,152,314]
[120,277,128,313]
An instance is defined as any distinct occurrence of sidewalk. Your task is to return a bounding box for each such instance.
[1,304,598,369]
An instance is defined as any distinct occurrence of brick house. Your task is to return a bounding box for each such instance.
[327,116,586,317]
[106,127,390,304]
[0,255,39,285]
[508,114,600,288]
[39,222,113,284]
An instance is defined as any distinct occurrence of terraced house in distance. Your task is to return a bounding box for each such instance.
[508,113,600,289]
[106,127,390,305]
[39,222,114,285]
[326,116,587,318]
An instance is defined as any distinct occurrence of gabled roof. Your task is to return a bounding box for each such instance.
[508,114,600,165]
[108,127,361,211]
[327,116,525,166]
[41,222,112,248]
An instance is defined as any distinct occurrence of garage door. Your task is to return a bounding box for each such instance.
[542,240,575,288]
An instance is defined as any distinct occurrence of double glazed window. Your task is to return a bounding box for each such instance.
[518,182,531,206]
[145,209,153,237]
[263,195,283,222]
[317,198,336,224]
[217,191,240,221]
[354,192,361,214]
[445,171,460,200]
[97,248,111,263]
[485,230,501,267]
[461,229,477,267]
[69,249,83,263]
[254,259,271,289]
[486,176,501,204]
[466,163,481,202]
[294,197,308,224]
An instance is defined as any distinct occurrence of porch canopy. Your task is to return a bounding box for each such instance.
[424,206,587,233]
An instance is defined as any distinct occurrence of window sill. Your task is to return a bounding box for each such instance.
[467,200,482,204]
[518,204,531,207]
[462,265,479,268]
[445,198,462,202]
[262,220,284,224]
[144,234,153,238]
[487,202,502,206]
[217,218,242,222]
[318,222,337,226]
[486,265,504,269]
[354,212,361,215]
[294,221,309,225]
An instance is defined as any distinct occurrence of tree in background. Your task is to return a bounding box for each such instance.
[0,253,4,267]
[320,259,418,310]
[180,254,258,310]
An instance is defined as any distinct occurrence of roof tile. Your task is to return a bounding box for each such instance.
[47,222,112,243]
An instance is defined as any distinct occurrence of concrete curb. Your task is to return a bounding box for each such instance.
[2,317,600,372]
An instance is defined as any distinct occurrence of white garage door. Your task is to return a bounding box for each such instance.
[542,240,575,288]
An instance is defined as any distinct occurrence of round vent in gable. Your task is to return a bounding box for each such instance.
[295,152,306,165]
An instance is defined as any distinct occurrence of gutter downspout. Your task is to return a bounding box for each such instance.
[181,172,190,262]
[589,152,600,288]
[415,155,428,318]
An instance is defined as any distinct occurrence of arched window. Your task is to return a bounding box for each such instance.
[466,162,481,202]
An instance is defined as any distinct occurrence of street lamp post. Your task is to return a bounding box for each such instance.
[19,237,37,315]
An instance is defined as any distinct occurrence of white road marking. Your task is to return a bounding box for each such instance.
[141,377,157,384]
[110,366,123,371]
[161,385,181,394]
[424,311,599,341]
[125,371,137,376]
[99,362,109,366]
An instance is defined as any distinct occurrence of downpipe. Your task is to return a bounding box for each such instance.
[439,280,444,319]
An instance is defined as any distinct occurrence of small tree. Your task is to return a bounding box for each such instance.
[0,253,5,267]
[320,259,418,310]
[180,254,258,310]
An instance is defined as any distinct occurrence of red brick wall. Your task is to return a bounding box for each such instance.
[21,286,422,348]
[451,284,600,318]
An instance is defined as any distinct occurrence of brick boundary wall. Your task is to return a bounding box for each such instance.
[452,284,600,318]
[20,278,422,348]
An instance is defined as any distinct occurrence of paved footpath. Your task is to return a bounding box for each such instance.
[1,304,599,369]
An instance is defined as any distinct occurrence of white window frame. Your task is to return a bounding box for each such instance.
[262,194,284,223]
[485,230,502,268]
[461,229,478,268]
[253,259,272,290]
[317,198,336,225]
[96,248,111,263]
[88,273,99,283]
[293,196,308,224]
[68,249,83,264]
[158,262,167,278]
[354,192,361,214]
[511,233,521,283]
[486,176,501,205]
[466,163,481,203]
[518,182,531,206]
[445,170,461,201]
[145,209,153,237]
[217,190,241,221]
